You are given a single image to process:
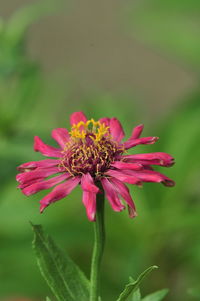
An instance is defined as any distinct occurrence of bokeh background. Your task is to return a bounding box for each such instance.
[0,0,200,300]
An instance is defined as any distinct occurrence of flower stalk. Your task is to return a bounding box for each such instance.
[90,185,105,301]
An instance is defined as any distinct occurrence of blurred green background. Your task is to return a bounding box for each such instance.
[0,0,199,300]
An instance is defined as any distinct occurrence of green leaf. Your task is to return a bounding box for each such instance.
[31,223,90,301]
[129,277,141,301]
[116,266,158,301]
[132,289,141,301]
[142,289,169,301]
[46,297,52,301]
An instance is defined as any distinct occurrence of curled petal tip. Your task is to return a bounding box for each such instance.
[40,204,46,213]
[128,206,137,218]
[163,179,175,187]
[168,158,175,167]
[130,211,138,218]
[88,213,96,222]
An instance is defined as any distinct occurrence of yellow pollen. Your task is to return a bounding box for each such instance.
[69,119,110,142]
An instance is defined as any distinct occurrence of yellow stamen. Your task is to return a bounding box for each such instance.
[69,119,109,142]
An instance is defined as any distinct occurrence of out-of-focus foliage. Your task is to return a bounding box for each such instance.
[0,0,61,138]
[126,0,200,71]
[0,1,199,301]
[188,287,200,299]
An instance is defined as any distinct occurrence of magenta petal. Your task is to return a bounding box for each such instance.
[40,176,80,212]
[123,136,158,150]
[109,177,137,218]
[99,117,110,128]
[17,159,59,171]
[70,111,87,126]
[52,128,70,148]
[111,161,142,171]
[82,191,97,221]
[22,173,70,196]
[130,124,144,139]
[81,173,98,221]
[121,152,175,167]
[34,136,62,158]
[106,169,142,185]
[110,118,125,143]
[18,178,42,189]
[122,159,167,167]
[16,167,59,184]
[124,170,175,186]
[81,173,99,193]
[101,178,125,212]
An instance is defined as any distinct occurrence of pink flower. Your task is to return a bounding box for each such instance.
[16,112,175,221]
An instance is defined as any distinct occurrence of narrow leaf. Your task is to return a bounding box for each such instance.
[142,289,169,301]
[32,223,90,301]
[116,266,158,301]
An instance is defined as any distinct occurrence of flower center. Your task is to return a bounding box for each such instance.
[60,119,122,178]
[70,119,109,142]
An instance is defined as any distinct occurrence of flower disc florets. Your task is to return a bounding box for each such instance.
[60,119,122,178]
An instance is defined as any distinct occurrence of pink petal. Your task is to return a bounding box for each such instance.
[123,136,158,150]
[18,178,43,189]
[17,159,59,171]
[81,173,99,221]
[110,118,125,143]
[122,159,167,167]
[40,176,80,212]
[99,117,110,128]
[121,152,175,167]
[123,170,175,187]
[70,111,87,126]
[82,191,97,221]
[111,161,143,171]
[106,169,142,186]
[130,124,144,139]
[22,173,70,196]
[101,178,125,212]
[34,136,62,158]
[51,128,70,148]
[109,177,137,218]
[16,167,60,184]
[81,173,99,193]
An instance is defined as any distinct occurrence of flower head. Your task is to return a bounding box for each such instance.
[16,111,175,221]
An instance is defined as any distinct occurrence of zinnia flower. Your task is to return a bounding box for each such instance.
[16,111,175,221]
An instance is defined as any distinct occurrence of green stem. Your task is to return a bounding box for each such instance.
[90,188,105,301]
